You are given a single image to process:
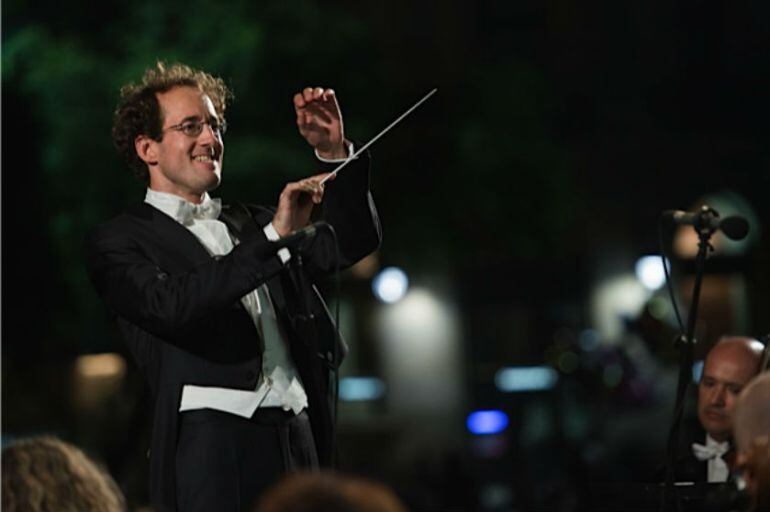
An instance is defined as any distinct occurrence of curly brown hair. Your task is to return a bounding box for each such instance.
[112,61,233,181]
[2,436,126,512]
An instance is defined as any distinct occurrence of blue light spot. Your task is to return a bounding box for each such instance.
[467,410,509,435]
[339,377,386,401]
[692,360,704,384]
[495,366,559,392]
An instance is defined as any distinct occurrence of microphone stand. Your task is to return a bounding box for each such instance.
[286,245,340,469]
[663,208,717,511]
[289,253,314,322]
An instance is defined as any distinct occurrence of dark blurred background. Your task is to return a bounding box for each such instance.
[3,1,770,510]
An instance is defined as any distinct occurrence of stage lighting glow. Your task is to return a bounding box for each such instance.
[72,353,127,409]
[339,377,386,401]
[75,353,126,379]
[377,287,463,416]
[635,255,666,290]
[590,275,648,340]
[467,410,509,435]
[692,360,704,384]
[372,267,409,303]
[495,366,559,392]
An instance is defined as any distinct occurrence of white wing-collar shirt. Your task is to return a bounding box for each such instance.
[145,189,307,416]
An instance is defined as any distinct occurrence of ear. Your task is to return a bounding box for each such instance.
[135,135,159,167]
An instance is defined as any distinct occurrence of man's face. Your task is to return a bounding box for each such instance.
[149,86,224,202]
[697,345,757,442]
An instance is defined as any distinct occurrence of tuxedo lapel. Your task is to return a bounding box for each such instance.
[218,203,291,317]
[219,203,263,242]
[126,202,213,269]
[130,201,295,323]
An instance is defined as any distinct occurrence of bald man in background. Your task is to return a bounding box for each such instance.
[732,372,770,512]
[687,337,765,483]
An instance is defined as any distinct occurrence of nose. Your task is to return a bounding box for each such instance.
[710,385,727,407]
[197,122,222,148]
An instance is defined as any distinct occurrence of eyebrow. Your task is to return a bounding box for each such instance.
[177,115,204,124]
[701,374,745,388]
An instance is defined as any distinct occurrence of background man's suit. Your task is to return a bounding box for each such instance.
[86,152,380,511]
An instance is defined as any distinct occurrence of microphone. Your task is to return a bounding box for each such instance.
[272,221,328,250]
[662,207,749,241]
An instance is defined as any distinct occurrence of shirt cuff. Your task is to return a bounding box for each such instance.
[315,141,356,163]
[264,223,291,263]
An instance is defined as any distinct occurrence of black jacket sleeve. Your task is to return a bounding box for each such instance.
[85,222,285,343]
[299,148,382,277]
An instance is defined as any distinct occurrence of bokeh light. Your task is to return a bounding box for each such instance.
[372,266,409,304]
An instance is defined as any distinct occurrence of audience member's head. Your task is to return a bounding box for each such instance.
[732,372,770,512]
[697,336,764,442]
[256,472,407,512]
[2,436,126,512]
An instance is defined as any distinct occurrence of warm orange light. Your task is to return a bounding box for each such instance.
[74,353,126,379]
[349,252,380,279]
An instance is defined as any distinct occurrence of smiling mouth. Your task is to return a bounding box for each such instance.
[193,155,214,163]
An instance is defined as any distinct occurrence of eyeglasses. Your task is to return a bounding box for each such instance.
[162,118,227,138]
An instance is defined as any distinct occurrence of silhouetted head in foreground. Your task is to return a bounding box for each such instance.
[2,436,126,512]
[256,472,407,512]
[733,372,770,512]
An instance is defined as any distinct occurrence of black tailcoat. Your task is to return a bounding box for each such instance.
[86,153,380,511]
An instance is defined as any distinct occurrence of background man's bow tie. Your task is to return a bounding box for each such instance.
[692,441,730,461]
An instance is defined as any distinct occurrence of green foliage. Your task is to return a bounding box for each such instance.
[2,0,583,352]
[1,0,385,353]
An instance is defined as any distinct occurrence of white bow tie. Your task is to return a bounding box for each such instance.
[692,441,730,461]
[178,197,222,225]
